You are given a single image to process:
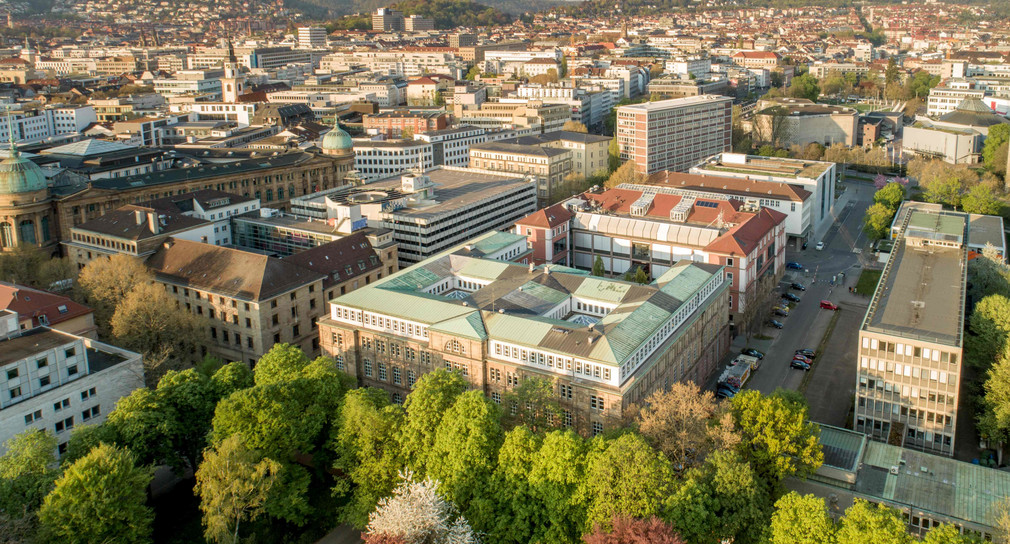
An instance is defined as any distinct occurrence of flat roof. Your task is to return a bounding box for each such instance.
[796,425,1010,533]
[693,152,834,181]
[863,214,967,346]
[233,213,344,236]
[617,94,731,112]
[968,214,1006,250]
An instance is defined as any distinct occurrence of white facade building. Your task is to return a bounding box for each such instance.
[0,311,144,456]
[414,126,487,168]
[0,106,98,144]
[353,139,435,181]
[297,27,328,49]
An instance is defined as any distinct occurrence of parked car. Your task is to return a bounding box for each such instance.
[802,241,809,250]
[787,261,804,270]
[741,348,765,359]
[815,241,825,251]
[791,282,806,291]
[716,387,736,399]
[773,308,789,317]
[768,319,784,329]
[820,300,839,311]
[795,349,816,358]
[781,292,801,302]
[791,359,811,370]
[717,381,741,393]
[792,354,812,365]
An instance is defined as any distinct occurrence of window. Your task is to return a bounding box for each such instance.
[592,421,604,436]
[9,386,21,399]
[6,368,18,380]
[24,409,42,425]
[36,358,47,369]
[82,406,100,421]
[392,367,401,385]
[67,365,78,376]
[590,395,604,411]
[40,376,51,387]
[54,417,73,433]
[563,409,572,427]
[65,348,76,358]
[363,359,373,378]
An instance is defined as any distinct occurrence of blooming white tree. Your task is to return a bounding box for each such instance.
[365,471,479,544]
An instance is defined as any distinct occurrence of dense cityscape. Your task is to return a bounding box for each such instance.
[0,0,1009,542]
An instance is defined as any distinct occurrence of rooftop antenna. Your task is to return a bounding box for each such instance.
[5,107,17,156]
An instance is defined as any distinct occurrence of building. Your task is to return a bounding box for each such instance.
[363,111,449,138]
[0,283,96,338]
[404,15,435,32]
[647,77,731,99]
[513,203,573,266]
[353,139,434,181]
[690,153,838,246]
[732,51,780,69]
[455,101,569,134]
[372,8,405,31]
[855,208,967,457]
[793,424,1003,541]
[291,167,537,266]
[36,139,171,181]
[904,98,1010,164]
[469,141,573,206]
[0,311,144,456]
[508,84,614,131]
[0,107,98,145]
[449,33,476,49]
[889,201,1006,261]
[318,230,730,435]
[534,184,786,333]
[414,126,487,168]
[297,27,327,49]
[927,82,987,117]
[531,131,611,180]
[754,98,859,148]
[616,95,733,175]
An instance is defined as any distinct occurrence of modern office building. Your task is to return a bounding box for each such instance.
[854,208,968,456]
[290,167,537,267]
[372,8,405,31]
[363,111,449,138]
[352,139,434,181]
[404,14,435,32]
[319,231,729,436]
[297,27,327,49]
[413,126,487,168]
[0,310,144,456]
[616,95,733,175]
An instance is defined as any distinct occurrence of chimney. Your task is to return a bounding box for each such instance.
[147,211,159,234]
[134,209,144,225]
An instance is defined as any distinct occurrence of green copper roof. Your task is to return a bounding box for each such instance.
[321,125,352,152]
[573,277,632,304]
[0,149,46,194]
[429,311,487,340]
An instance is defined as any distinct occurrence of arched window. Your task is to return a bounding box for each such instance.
[445,339,465,355]
[18,220,35,245]
[0,223,12,248]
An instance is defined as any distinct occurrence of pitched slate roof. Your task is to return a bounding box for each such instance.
[0,282,92,329]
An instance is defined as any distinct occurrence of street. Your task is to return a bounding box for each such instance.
[715,178,877,427]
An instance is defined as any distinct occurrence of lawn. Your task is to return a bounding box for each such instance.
[855,269,883,296]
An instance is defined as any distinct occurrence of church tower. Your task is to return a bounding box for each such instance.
[220,39,245,103]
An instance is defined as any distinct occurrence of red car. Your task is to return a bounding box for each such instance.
[792,354,813,365]
[820,300,839,311]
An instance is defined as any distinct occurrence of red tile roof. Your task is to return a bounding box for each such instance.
[0,282,93,329]
[516,203,573,229]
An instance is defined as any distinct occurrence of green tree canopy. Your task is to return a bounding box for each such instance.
[873,182,906,210]
[427,390,503,511]
[529,430,588,543]
[592,256,606,277]
[863,203,895,241]
[966,294,1010,369]
[473,426,545,543]
[580,433,674,531]
[0,430,59,516]
[38,443,153,544]
[501,376,562,433]
[835,499,912,544]
[983,124,1010,170]
[787,74,820,101]
[398,369,467,473]
[961,183,1003,216]
[769,491,836,544]
[730,390,823,482]
[195,434,281,544]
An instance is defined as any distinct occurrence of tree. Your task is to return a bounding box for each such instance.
[472,426,543,543]
[835,499,912,544]
[962,183,1003,216]
[608,137,621,172]
[427,390,502,510]
[400,127,414,140]
[62,424,117,467]
[105,387,171,467]
[862,203,895,241]
[637,382,738,472]
[592,256,606,277]
[364,472,478,544]
[769,492,836,544]
[730,390,823,482]
[664,450,771,544]
[0,245,75,292]
[966,295,1010,369]
[464,66,479,80]
[874,183,906,210]
[787,74,820,101]
[210,361,255,399]
[331,388,405,528]
[584,516,684,544]
[38,444,153,544]
[983,124,1010,170]
[502,376,562,432]
[979,343,1010,460]
[921,523,984,544]
[563,120,589,133]
[110,282,205,383]
[605,160,644,189]
[154,368,217,471]
[529,430,588,543]
[580,433,673,531]
[625,266,649,284]
[0,429,59,517]
[195,434,281,544]
[76,254,151,334]
[398,369,467,474]
[884,57,900,86]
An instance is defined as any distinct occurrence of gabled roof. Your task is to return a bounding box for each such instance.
[281,232,381,288]
[39,138,137,158]
[72,205,207,241]
[516,202,573,229]
[0,282,92,329]
[146,239,325,301]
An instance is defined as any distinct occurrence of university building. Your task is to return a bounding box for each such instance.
[854,208,968,456]
[319,231,730,436]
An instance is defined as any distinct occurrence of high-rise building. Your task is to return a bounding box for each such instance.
[297,26,327,49]
[854,208,968,457]
[372,8,404,31]
[616,95,732,175]
[449,33,477,48]
[404,14,435,32]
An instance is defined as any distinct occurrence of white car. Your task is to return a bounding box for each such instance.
[815,242,825,251]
